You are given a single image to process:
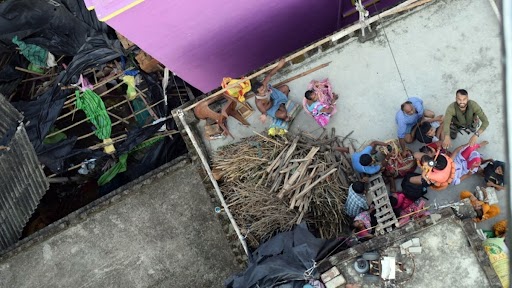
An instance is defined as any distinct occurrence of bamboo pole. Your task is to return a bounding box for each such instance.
[63,76,125,106]
[49,90,147,138]
[21,73,58,83]
[15,66,44,76]
[61,81,132,111]
[77,99,165,140]
[183,0,422,112]
[107,111,129,124]
[253,131,283,146]
[355,206,432,235]
[394,0,433,14]
[47,129,178,178]
[274,62,331,87]
[61,69,126,101]
[134,85,159,120]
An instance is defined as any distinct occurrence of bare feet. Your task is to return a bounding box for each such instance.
[479,140,489,148]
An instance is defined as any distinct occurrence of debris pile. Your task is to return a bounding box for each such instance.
[213,130,359,247]
[0,0,193,236]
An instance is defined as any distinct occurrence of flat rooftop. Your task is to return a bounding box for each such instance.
[0,159,240,288]
[192,0,506,231]
[321,210,500,287]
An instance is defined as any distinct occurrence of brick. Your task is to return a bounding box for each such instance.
[325,274,346,288]
[408,246,422,254]
[401,240,413,249]
[321,266,340,283]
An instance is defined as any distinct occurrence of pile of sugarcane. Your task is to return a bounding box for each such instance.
[212,130,359,247]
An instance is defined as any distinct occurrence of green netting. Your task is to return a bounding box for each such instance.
[12,36,48,67]
[130,136,163,153]
[75,89,111,140]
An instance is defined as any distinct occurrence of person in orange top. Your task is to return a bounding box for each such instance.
[460,191,500,222]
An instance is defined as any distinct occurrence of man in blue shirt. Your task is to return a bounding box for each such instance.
[344,181,369,218]
[395,97,439,155]
[351,140,388,175]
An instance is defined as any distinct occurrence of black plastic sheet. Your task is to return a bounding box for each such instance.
[225,223,326,288]
[114,122,167,156]
[0,0,109,55]
[98,135,187,195]
[12,35,122,154]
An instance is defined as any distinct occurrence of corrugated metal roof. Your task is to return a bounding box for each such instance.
[0,95,48,251]
[0,94,22,145]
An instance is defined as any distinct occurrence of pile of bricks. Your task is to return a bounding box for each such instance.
[400,238,422,254]
[320,266,346,288]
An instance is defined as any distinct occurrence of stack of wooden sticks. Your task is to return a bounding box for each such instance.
[212,129,359,247]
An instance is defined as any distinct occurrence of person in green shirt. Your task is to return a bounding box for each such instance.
[442,89,489,149]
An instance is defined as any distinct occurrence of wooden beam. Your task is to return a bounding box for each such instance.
[274,62,331,87]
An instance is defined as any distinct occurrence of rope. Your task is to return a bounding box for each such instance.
[373,2,409,99]
[371,2,437,147]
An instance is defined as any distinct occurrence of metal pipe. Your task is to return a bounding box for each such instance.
[501,0,511,255]
[176,109,249,256]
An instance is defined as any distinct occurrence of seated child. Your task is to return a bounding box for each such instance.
[480,160,505,191]
[302,79,338,127]
[353,210,377,240]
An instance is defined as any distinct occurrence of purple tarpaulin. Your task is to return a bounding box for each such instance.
[89,0,400,92]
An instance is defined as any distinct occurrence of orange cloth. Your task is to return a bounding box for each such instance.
[494,220,508,237]
[460,191,500,221]
[426,154,455,191]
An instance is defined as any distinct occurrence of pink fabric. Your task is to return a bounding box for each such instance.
[302,79,337,127]
[460,144,482,169]
[354,211,371,238]
[393,192,414,210]
[398,199,430,226]
[311,102,331,127]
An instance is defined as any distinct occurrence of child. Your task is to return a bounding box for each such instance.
[480,160,505,191]
[302,79,338,127]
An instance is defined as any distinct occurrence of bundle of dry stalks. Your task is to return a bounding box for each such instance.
[213,130,358,247]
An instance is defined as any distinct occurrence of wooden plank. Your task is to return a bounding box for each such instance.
[293,168,337,199]
[274,62,331,87]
